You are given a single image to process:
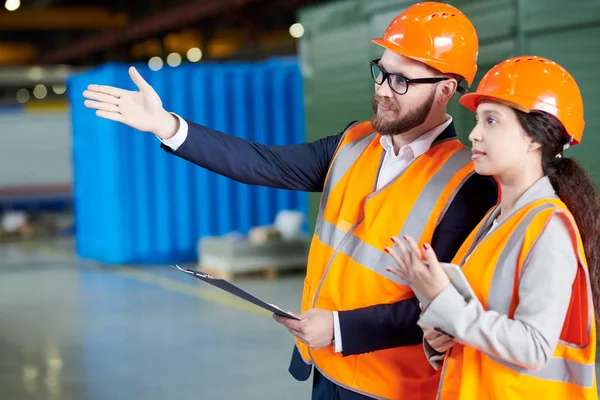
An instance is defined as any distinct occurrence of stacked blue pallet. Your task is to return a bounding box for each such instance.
[67,59,308,265]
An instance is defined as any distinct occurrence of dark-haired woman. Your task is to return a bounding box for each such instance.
[385,56,600,399]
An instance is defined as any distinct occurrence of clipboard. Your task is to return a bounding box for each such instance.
[170,265,300,320]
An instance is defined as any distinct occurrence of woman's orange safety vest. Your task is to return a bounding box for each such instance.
[297,121,476,399]
[437,198,597,399]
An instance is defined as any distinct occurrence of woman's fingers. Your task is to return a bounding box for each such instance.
[385,246,407,278]
[391,236,412,265]
[423,329,442,342]
[429,334,453,347]
[404,235,424,263]
[434,339,455,353]
[386,266,405,279]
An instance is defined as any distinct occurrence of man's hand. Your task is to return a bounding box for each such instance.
[274,308,334,350]
[83,66,179,139]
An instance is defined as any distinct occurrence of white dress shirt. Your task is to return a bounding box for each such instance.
[161,114,189,150]
[160,114,453,353]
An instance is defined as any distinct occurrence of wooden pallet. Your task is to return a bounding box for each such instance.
[197,263,306,281]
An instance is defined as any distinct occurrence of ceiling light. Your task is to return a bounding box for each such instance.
[5,0,20,12]
[187,48,202,62]
[16,88,29,103]
[148,56,163,71]
[167,53,182,67]
[33,84,48,99]
[52,84,67,95]
[289,23,305,39]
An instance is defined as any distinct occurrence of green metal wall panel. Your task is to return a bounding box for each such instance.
[300,0,372,138]
[521,0,600,32]
[451,0,516,42]
[525,26,600,182]
[299,0,372,229]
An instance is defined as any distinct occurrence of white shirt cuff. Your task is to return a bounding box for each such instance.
[158,113,188,151]
[333,311,343,353]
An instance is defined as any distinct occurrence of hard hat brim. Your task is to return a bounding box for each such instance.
[459,93,530,114]
[459,93,582,145]
[371,38,475,86]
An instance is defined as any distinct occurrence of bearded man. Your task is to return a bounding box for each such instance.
[83,3,498,399]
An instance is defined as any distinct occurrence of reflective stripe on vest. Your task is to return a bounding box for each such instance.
[318,130,379,214]
[484,204,595,388]
[315,135,473,285]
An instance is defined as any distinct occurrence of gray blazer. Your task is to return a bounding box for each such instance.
[419,176,578,370]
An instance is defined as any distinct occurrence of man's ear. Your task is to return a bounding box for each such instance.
[438,79,458,104]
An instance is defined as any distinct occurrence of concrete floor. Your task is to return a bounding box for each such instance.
[2,239,599,400]
[0,239,310,400]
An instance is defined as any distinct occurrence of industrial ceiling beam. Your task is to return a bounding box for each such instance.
[0,7,127,30]
[28,0,69,9]
[36,0,264,64]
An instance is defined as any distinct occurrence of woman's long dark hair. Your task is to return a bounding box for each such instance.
[516,110,600,318]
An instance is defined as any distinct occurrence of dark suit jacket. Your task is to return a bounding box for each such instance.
[162,119,498,399]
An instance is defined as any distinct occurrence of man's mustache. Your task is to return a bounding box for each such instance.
[374,95,397,111]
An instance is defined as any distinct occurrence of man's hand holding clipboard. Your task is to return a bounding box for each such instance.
[170,265,300,320]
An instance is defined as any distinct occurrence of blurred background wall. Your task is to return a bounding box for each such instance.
[0,0,327,261]
[67,60,307,264]
[1,0,598,256]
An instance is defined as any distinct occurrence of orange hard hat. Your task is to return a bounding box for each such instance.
[460,56,585,146]
[371,2,479,86]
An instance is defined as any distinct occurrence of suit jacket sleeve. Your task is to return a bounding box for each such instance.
[161,119,349,192]
[337,173,499,356]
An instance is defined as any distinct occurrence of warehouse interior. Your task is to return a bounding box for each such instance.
[1,0,600,399]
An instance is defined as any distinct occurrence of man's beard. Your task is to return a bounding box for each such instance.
[371,90,436,136]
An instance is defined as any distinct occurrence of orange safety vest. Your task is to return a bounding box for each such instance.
[438,198,597,399]
[297,121,477,399]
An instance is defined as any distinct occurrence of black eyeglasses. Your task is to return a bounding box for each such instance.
[369,59,466,95]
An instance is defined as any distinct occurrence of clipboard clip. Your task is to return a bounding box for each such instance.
[169,264,214,279]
